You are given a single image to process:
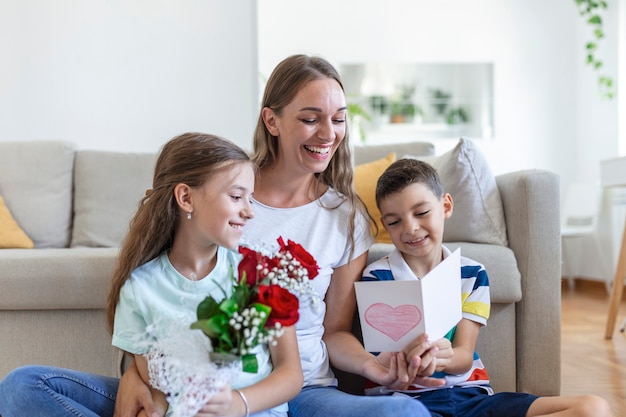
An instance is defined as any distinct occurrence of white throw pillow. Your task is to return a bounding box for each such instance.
[405,137,508,246]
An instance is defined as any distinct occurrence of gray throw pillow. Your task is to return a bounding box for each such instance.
[405,137,508,246]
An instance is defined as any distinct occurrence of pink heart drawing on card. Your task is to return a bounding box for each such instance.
[364,303,422,341]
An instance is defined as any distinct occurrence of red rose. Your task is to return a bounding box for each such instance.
[238,246,274,286]
[277,237,319,280]
[254,284,299,327]
[238,246,261,286]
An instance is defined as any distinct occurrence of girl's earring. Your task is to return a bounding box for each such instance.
[187,211,192,220]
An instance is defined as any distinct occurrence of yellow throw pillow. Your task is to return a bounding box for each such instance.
[0,195,34,249]
[354,152,396,244]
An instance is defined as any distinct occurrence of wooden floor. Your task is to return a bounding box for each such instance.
[561,279,626,416]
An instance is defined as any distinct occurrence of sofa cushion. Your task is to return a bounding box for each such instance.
[355,153,396,243]
[0,247,119,309]
[408,137,508,246]
[71,151,156,248]
[0,195,34,249]
[0,141,75,248]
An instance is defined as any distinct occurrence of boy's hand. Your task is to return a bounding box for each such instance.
[403,333,438,377]
[373,351,445,390]
[367,333,447,390]
[411,344,439,377]
[432,337,454,372]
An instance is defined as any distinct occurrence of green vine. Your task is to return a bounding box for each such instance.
[574,0,615,99]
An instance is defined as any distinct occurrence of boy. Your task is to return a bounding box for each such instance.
[361,158,611,417]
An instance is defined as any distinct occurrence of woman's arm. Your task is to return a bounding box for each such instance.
[133,355,169,417]
[322,252,372,372]
[322,252,412,387]
[114,358,161,417]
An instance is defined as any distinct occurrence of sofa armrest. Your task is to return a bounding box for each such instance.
[496,170,561,395]
[0,248,119,310]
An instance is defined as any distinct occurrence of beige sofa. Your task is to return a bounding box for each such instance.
[0,138,561,396]
[0,140,155,380]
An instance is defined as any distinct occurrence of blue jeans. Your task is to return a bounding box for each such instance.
[288,385,430,417]
[0,367,430,417]
[0,365,119,417]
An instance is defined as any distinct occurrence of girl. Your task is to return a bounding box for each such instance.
[108,132,302,417]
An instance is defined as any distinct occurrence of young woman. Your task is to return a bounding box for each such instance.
[242,55,435,417]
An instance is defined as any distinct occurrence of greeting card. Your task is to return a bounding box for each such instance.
[355,248,462,352]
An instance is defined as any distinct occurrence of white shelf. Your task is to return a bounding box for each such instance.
[601,156,626,187]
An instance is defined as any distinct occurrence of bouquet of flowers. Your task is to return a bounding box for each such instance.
[190,236,319,372]
[145,237,319,417]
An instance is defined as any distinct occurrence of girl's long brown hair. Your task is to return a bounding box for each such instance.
[252,55,373,257]
[105,132,251,333]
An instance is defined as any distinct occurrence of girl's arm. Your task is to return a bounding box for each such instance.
[133,355,169,417]
[215,325,303,417]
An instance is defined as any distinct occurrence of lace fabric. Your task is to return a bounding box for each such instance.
[144,322,241,417]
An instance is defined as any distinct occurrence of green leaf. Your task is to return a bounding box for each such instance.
[585,42,596,50]
[196,296,221,320]
[594,28,604,39]
[252,303,272,328]
[191,315,228,339]
[347,102,372,122]
[219,298,239,316]
[594,61,603,69]
[588,15,602,25]
[586,54,594,64]
[218,328,235,350]
[233,283,250,307]
[599,77,613,87]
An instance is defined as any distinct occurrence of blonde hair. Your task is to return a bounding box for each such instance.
[105,132,252,332]
[252,55,372,257]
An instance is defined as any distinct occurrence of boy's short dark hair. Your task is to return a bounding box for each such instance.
[375,158,444,209]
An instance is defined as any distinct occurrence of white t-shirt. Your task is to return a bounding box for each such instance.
[243,188,374,387]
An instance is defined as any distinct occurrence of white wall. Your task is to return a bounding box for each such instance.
[257,0,620,186]
[258,0,621,282]
[0,0,258,153]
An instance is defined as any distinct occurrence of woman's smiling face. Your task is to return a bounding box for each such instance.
[264,78,347,175]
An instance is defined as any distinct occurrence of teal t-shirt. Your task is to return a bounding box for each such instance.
[112,247,277,394]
